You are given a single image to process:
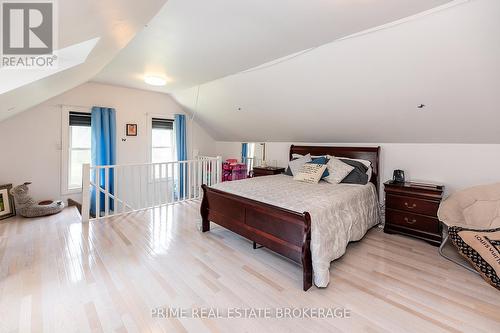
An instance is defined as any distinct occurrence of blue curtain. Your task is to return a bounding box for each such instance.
[90,107,116,216]
[241,143,248,163]
[175,114,187,199]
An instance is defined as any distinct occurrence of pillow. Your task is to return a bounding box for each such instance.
[339,159,369,185]
[324,158,354,184]
[448,226,500,291]
[289,154,326,177]
[338,157,372,180]
[307,156,329,179]
[285,154,311,176]
[340,157,371,169]
[293,163,327,184]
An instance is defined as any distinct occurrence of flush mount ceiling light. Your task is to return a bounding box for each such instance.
[144,75,167,86]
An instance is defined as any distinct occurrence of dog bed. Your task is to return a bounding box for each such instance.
[10,183,65,218]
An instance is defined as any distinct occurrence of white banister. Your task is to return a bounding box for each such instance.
[95,167,100,218]
[217,156,222,183]
[81,164,91,222]
[153,164,157,206]
[81,156,222,221]
[104,167,110,217]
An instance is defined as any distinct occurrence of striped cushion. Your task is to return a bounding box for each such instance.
[449,226,500,291]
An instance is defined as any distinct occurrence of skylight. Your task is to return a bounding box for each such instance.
[0,37,100,95]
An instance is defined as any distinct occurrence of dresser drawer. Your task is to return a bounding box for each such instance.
[386,209,439,234]
[386,194,439,216]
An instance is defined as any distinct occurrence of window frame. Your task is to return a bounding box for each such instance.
[147,113,176,165]
[68,126,92,190]
[61,106,91,195]
[147,114,177,183]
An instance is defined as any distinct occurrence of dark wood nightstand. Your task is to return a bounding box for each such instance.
[384,180,444,246]
[252,166,285,177]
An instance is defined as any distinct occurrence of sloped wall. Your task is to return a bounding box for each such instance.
[0,82,216,202]
[175,0,500,143]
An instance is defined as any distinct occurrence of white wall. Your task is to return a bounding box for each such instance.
[0,82,216,202]
[216,141,500,197]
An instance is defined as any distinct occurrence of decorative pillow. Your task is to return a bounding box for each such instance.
[336,156,372,180]
[339,159,369,185]
[324,158,354,184]
[448,226,500,290]
[293,163,327,184]
[286,154,311,176]
[307,156,329,179]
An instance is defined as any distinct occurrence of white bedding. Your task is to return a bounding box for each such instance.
[210,174,379,287]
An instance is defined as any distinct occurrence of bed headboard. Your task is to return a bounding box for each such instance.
[289,145,381,194]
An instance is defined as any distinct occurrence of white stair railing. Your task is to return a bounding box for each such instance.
[81,156,222,222]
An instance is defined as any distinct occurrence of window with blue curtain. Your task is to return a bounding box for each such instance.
[175,114,187,199]
[68,112,91,189]
[90,107,116,217]
[241,143,248,163]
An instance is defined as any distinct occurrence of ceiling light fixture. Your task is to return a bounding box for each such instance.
[144,75,167,86]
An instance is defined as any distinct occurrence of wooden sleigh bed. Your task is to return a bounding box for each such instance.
[200,145,380,291]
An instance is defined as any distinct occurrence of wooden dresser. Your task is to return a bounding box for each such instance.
[384,180,444,246]
[252,166,285,177]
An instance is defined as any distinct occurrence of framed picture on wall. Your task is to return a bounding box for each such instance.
[126,124,137,136]
[0,184,16,220]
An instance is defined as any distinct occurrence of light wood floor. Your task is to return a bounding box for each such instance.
[1,203,499,333]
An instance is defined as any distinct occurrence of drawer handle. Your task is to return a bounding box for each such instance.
[404,217,417,224]
[404,202,417,209]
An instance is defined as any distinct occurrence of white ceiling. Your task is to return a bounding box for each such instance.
[94,0,452,92]
[174,0,500,143]
[0,0,167,122]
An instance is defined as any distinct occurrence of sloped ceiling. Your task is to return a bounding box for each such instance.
[94,0,452,92]
[5,0,497,144]
[0,0,167,122]
[174,0,500,143]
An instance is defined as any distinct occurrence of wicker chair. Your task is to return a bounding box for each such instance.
[437,183,500,273]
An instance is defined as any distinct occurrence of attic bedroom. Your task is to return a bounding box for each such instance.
[0,0,499,332]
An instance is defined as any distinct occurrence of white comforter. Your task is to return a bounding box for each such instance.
[211,174,379,287]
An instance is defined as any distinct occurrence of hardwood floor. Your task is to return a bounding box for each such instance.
[0,203,499,333]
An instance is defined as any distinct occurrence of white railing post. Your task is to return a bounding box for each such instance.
[104,167,110,217]
[81,163,90,222]
[216,156,223,184]
[197,159,202,198]
[95,166,101,219]
[114,166,119,213]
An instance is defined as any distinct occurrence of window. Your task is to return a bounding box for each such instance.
[68,112,91,189]
[151,118,174,164]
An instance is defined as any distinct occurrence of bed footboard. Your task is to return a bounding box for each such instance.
[200,184,312,291]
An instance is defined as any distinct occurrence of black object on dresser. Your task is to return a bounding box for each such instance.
[252,166,285,177]
[384,180,444,246]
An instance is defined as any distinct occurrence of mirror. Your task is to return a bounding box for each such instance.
[242,142,266,169]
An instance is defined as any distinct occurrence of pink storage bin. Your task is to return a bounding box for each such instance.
[221,162,248,182]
